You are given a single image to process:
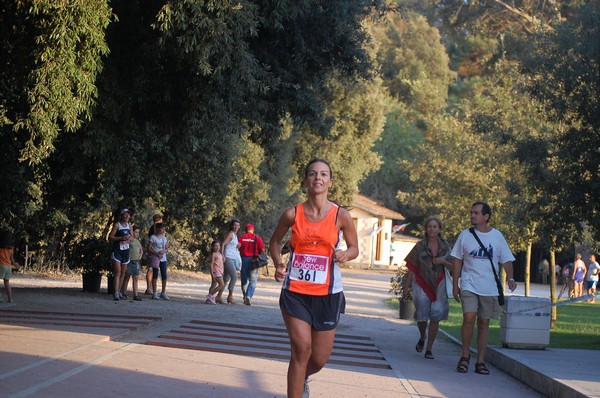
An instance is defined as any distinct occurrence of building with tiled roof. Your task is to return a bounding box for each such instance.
[347,194,406,268]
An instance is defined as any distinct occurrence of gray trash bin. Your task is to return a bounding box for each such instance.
[500,296,551,349]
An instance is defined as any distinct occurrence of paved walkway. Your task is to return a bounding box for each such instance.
[0,270,598,397]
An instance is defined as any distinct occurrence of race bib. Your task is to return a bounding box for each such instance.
[119,241,129,250]
[290,253,329,284]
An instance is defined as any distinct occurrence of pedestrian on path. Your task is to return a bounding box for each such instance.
[586,254,599,303]
[108,208,133,301]
[403,216,452,360]
[216,219,241,304]
[451,201,517,375]
[239,223,265,306]
[573,253,587,298]
[0,229,20,303]
[205,241,225,304]
[145,213,163,295]
[269,158,359,398]
[121,225,143,301]
[147,223,169,300]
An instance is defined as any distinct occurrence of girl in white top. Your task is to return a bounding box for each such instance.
[148,223,169,300]
[217,219,242,304]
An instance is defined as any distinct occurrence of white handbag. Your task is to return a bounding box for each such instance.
[444,267,454,298]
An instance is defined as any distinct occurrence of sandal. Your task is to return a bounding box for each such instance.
[415,339,425,353]
[424,350,434,359]
[474,362,490,375]
[456,356,470,373]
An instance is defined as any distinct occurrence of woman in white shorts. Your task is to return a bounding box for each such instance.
[403,216,453,359]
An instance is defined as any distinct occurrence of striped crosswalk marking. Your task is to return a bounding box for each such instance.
[147,320,391,369]
[0,309,161,331]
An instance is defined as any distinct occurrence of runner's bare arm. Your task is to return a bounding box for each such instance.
[269,207,295,281]
[334,208,358,263]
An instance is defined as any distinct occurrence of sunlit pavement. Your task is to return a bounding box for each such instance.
[0,270,597,397]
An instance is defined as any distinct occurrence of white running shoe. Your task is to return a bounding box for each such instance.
[160,292,170,300]
[152,293,160,300]
[302,378,310,398]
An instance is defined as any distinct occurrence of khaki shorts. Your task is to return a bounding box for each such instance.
[0,264,12,280]
[460,290,500,320]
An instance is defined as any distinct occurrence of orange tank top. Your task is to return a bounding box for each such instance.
[283,202,342,296]
[0,248,14,268]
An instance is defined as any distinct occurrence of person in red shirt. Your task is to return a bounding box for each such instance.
[269,159,358,398]
[238,223,265,306]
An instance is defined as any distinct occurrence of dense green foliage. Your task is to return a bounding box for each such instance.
[361,14,452,211]
[363,1,599,259]
[1,0,389,268]
[1,0,598,272]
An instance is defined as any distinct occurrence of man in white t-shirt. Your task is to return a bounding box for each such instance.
[586,254,600,303]
[451,202,517,375]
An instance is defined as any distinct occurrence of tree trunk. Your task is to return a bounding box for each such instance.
[525,239,532,297]
[550,249,557,328]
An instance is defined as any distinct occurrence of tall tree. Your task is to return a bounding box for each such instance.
[523,1,600,240]
[4,0,391,267]
[0,0,112,249]
[0,1,112,164]
[361,13,453,213]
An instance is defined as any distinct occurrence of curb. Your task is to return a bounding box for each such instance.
[485,347,586,398]
[439,329,586,398]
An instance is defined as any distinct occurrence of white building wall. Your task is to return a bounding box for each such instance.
[390,240,418,266]
[348,208,396,267]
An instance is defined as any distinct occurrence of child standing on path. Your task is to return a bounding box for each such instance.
[148,223,169,300]
[145,213,163,295]
[0,230,20,303]
[206,241,225,304]
[122,225,143,301]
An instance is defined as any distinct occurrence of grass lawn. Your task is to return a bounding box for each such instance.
[388,297,600,350]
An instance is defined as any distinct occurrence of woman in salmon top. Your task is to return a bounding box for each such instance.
[269,158,358,398]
